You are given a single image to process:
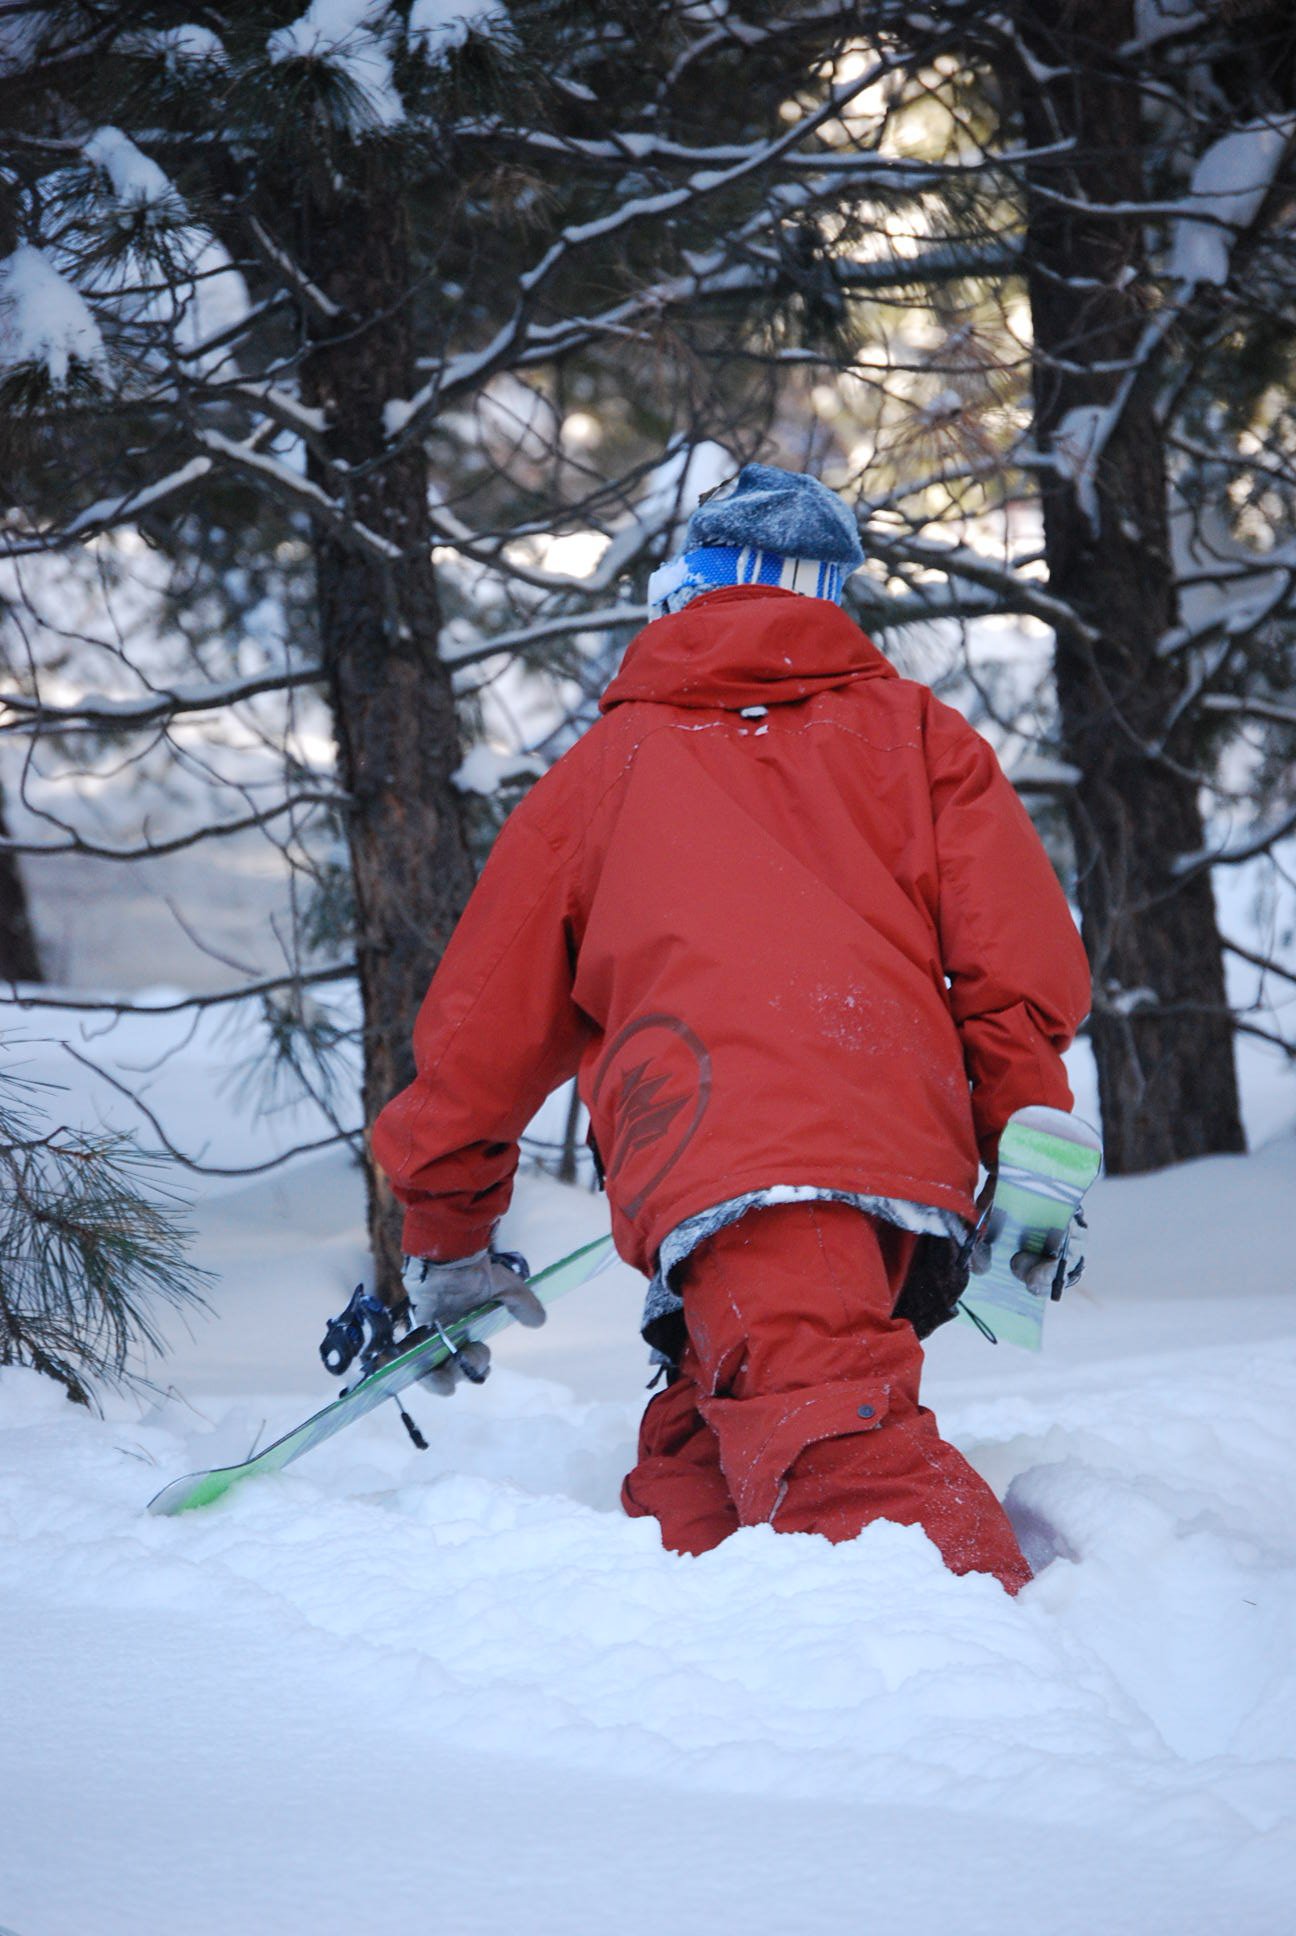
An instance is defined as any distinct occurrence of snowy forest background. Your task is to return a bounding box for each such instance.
[3,8,1296,1935]
[2,0,1295,1386]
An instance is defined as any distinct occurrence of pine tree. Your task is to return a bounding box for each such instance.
[3,0,1292,1210]
[3,2,962,1272]
[0,1052,208,1401]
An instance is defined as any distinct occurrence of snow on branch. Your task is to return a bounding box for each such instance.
[1046,306,1179,536]
[448,165,851,388]
[0,450,216,559]
[833,241,1022,290]
[1158,555,1296,660]
[407,1,505,62]
[514,49,911,297]
[0,444,233,561]
[195,429,402,561]
[1123,0,1205,56]
[266,1,404,132]
[0,665,327,734]
[452,744,543,794]
[452,120,950,187]
[121,24,228,71]
[0,246,108,389]
[226,381,329,442]
[83,125,182,215]
[1170,116,1296,288]
[498,241,1024,380]
[862,529,1098,645]
[1199,694,1296,731]
[441,605,648,668]
[430,450,725,600]
[496,262,774,382]
[1007,754,1082,794]
[386,45,913,444]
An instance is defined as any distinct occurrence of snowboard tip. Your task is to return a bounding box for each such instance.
[147,1469,235,1515]
[1007,1104,1102,1153]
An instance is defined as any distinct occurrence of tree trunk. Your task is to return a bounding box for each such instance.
[1014,0,1245,1171]
[558,1081,582,1186]
[0,169,44,986]
[292,150,476,1297]
[0,788,41,983]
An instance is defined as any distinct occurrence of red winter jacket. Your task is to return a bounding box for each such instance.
[372,587,1091,1276]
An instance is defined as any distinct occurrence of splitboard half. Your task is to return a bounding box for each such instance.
[147,1234,617,1516]
[956,1105,1103,1352]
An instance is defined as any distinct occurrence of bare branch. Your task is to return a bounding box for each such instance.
[245,216,343,322]
[1,963,357,1016]
[62,1045,359,1177]
[0,792,342,863]
[444,605,648,668]
[0,665,326,733]
[1222,937,1296,990]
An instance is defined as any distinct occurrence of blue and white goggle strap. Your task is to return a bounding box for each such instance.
[646,545,848,619]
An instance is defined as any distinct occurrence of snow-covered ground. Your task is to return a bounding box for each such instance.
[2,1015,1295,1935]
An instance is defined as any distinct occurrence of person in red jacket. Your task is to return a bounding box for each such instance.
[372,464,1092,1592]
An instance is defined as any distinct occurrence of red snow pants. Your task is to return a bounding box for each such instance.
[621,1201,1031,1593]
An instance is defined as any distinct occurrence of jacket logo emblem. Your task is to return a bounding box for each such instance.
[591,1014,712,1219]
[617,1062,688,1165]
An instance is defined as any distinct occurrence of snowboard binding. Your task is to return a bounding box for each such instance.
[320,1284,402,1380]
[319,1285,429,1447]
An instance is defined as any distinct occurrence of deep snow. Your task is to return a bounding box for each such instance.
[1,1021,1295,1935]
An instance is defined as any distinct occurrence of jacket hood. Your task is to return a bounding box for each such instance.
[600,585,895,713]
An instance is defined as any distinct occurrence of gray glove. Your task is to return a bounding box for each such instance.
[968,1176,1081,1296]
[402,1249,545,1395]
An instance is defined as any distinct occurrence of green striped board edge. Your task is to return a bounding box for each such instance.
[147,1233,616,1517]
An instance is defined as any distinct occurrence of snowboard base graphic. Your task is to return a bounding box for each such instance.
[147,1234,616,1516]
[956,1106,1103,1351]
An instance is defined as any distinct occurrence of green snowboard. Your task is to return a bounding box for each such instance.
[147,1233,616,1516]
[956,1105,1103,1352]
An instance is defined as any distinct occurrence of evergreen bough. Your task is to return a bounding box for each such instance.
[0,1053,210,1403]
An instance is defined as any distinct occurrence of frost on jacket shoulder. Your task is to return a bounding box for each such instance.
[371,587,1091,1275]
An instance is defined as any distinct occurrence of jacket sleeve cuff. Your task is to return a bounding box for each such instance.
[400,1209,498,1263]
[973,1071,1076,1174]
